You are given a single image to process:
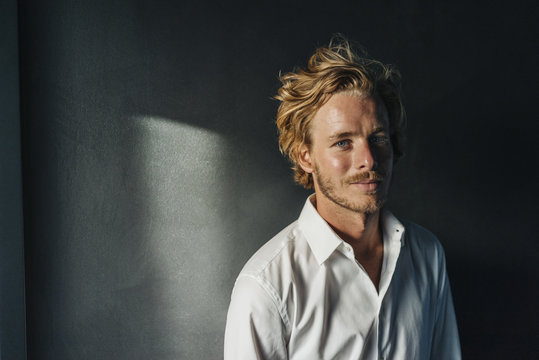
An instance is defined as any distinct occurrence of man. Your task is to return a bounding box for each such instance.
[224,38,461,359]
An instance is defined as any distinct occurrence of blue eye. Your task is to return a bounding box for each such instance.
[369,135,389,145]
[335,140,350,148]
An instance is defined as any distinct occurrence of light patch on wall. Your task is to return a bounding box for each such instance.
[133,115,233,354]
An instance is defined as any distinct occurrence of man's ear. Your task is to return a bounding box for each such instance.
[297,144,314,174]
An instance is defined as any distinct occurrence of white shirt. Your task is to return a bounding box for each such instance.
[224,196,461,360]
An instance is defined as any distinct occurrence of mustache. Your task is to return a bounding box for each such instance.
[345,171,385,184]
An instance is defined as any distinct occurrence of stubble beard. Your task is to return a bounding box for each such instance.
[314,164,388,215]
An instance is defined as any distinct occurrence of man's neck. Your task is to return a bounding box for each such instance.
[313,194,382,251]
[312,193,385,291]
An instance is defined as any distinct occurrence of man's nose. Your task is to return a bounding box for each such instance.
[355,141,377,170]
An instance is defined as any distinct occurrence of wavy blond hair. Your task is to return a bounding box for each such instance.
[275,36,406,189]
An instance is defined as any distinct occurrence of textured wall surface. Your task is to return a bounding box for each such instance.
[18,1,538,359]
[0,1,27,359]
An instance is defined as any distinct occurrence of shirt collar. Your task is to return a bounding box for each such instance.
[298,195,343,265]
[380,208,406,248]
[297,195,405,265]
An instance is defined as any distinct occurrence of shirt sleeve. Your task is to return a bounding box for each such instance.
[430,246,462,360]
[224,275,288,360]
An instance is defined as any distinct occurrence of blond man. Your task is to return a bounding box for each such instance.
[224,37,461,360]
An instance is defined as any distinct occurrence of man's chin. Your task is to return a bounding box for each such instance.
[332,196,385,215]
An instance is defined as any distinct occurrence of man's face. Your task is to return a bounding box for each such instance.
[300,93,394,215]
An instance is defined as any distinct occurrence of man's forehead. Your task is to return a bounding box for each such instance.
[311,93,390,132]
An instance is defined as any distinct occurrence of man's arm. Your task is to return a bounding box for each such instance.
[430,247,462,360]
[224,275,288,360]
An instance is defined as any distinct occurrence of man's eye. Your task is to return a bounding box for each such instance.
[335,140,350,148]
[369,136,389,145]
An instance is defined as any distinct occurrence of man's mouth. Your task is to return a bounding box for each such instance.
[344,171,385,193]
[350,181,380,192]
[353,179,380,184]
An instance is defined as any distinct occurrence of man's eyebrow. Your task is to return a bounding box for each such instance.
[327,131,355,141]
[371,126,388,134]
[328,127,388,141]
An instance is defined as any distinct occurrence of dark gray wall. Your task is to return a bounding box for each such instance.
[18,0,538,359]
[0,0,27,359]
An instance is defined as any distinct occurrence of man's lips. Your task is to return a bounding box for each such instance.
[345,172,385,192]
[352,179,380,184]
[350,181,380,192]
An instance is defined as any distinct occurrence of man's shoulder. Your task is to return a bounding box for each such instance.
[401,218,439,242]
[237,220,307,280]
[399,217,447,265]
